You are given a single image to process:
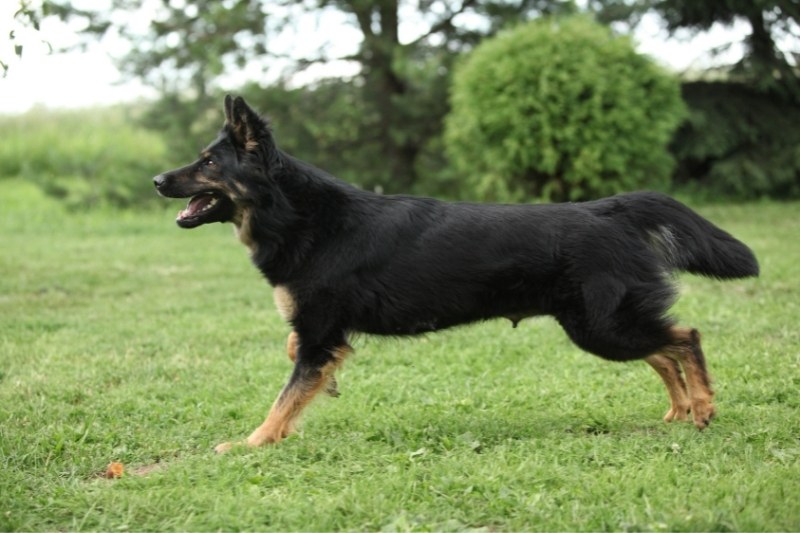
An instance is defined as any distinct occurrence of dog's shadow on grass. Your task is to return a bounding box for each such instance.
[318,403,666,455]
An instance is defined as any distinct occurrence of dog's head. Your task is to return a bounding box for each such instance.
[153,95,276,229]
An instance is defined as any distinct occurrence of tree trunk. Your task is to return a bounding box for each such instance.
[350,0,419,191]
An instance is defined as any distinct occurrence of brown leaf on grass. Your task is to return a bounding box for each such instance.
[105,461,124,479]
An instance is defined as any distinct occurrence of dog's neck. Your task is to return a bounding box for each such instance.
[235,155,357,285]
[232,209,256,253]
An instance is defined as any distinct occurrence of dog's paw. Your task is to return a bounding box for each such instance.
[214,441,236,454]
[691,401,716,430]
[662,405,690,423]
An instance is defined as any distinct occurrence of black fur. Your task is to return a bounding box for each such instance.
[153,96,759,442]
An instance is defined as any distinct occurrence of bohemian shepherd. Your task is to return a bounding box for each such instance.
[153,96,759,452]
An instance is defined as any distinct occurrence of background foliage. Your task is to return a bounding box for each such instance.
[0,107,171,208]
[446,16,685,202]
[16,0,578,195]
[672,81,800,199]
[3,0,800,205]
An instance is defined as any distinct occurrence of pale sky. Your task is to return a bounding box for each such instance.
[0,3,749,115]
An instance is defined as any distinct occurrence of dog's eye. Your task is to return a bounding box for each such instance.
[203,158,216,168]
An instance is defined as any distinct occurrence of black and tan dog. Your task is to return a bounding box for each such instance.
[153,96,759,452]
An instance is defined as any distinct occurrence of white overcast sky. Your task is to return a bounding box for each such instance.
[0,2,749,115]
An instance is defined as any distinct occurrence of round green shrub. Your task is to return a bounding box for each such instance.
[445,16,687,202]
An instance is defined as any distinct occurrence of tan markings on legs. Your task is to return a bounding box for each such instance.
[286,331,339,397]
[244,344,352,447]
[214,343,350,454]
[645,353,690,422]
[664,327,715,430]
[273,286,297,322]
[286,331,299,362]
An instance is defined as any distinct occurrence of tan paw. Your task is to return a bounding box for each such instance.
[214,441,236,454]
[663,404,690,423]
[691,401,716,430]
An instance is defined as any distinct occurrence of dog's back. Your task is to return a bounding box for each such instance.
[294,190,757,345]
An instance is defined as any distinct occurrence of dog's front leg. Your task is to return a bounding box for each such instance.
[215,337,351,453]
[286,331,340,397]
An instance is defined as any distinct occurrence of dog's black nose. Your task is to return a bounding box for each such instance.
[153,174,167,189]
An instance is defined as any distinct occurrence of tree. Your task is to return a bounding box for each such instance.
[18,0,577,192]
[590,0,800,101]
[587,0,800,198]
[657,0,800,99]
[3,1,65,76]
[671,81,800,199]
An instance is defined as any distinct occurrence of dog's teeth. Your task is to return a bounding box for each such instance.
[198,197,217,213]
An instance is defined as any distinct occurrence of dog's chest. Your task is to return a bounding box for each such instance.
[272,285,297,322]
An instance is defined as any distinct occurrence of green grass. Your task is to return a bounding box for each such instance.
[1,180,798,531]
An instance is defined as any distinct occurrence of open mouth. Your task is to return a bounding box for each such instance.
[176,192,232,228]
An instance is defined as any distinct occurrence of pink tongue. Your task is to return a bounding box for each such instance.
[179,194,212,219]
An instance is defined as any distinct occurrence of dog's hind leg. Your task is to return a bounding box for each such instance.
[286,331,339,397]
[645,354,690,422]
[661,327,715,430]
[556,306,711,428]
[215,339,351,452]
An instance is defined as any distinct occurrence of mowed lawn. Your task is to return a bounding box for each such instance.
[1,181,798,531]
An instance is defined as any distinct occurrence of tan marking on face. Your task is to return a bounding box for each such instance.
[273,285,297,322]
[190,174,216,188]
[227,180,248,199]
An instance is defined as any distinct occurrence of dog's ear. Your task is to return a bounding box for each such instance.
[225,95,270,150]
[224,95,268,151]
[223,94,234,124]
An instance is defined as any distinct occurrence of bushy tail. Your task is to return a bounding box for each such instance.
[614,192,760,279]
